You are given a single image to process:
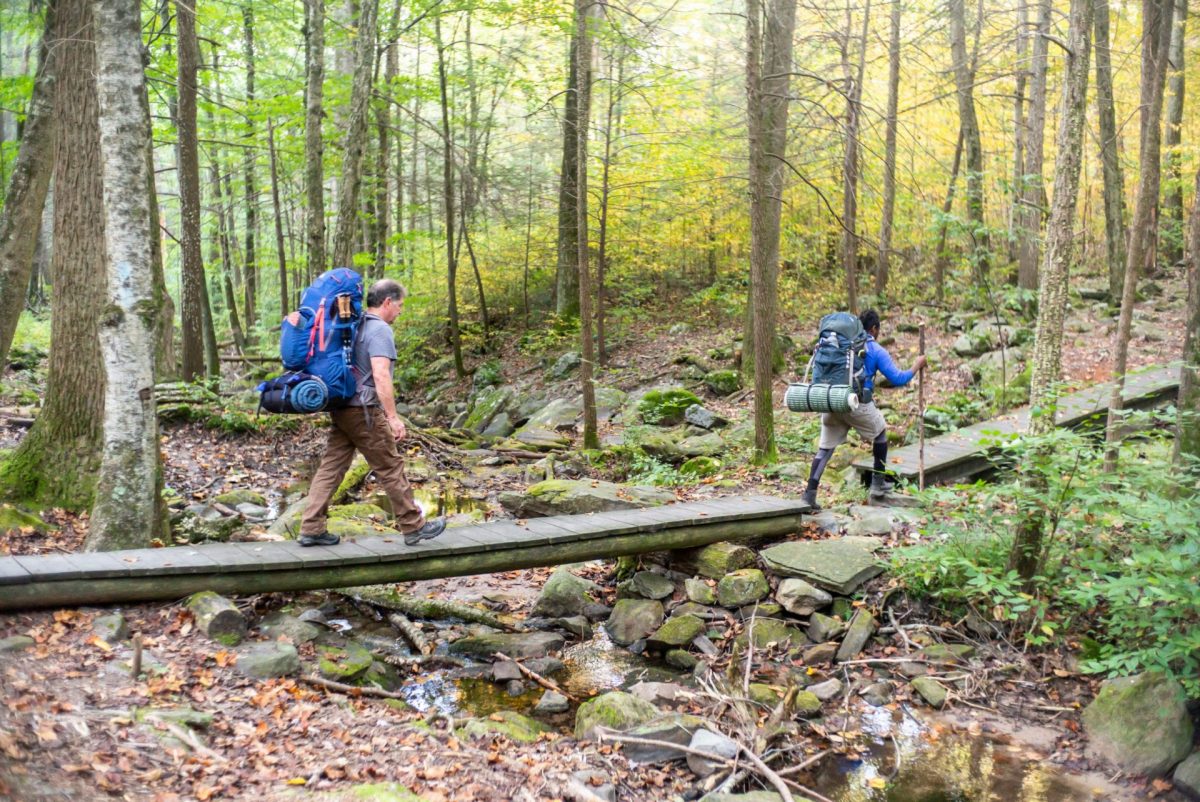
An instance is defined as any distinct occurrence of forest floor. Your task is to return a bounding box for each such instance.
[0,269,1192,802]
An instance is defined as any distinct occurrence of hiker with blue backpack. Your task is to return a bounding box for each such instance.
[260,270,445,547]
[796,309,926,509]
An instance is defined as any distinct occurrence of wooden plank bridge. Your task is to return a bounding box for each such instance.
[0,495,810,612]
[853,363,1181,485]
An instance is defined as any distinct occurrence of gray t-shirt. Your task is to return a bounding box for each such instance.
[348,314,395,407]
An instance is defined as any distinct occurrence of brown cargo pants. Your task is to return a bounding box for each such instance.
[300,406,426,536]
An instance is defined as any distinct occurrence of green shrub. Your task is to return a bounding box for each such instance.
[637,388,701,426]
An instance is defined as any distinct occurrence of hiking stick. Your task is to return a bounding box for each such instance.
[918,325,926,491]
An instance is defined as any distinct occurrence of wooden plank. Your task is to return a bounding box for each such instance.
[59,551,133,580]
[0,558,32,585]
[12,554,85,581]
[121,547,223,576]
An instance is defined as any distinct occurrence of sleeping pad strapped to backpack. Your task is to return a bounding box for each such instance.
[258,267,364,414]
[784,311,870,413]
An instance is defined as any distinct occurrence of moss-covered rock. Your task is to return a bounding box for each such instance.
[1082,672,1193,776]
[606,599,665,645]
[717,569,770,608]
[315,638,374,681]
[684,578,717,605]
[733,618,806,651]
[679,456,721,477]
[531,568,599,618]
[574,691,660,739]
[675,541,756,579]
[637,388,702,426]
[213,489,267,507]
[0,503,43,533]
[464,385,514,433]
[703,369,741,397]
[448,631,565,660]
[647,615,705,650]
[458,710,552,743]
[500,479,674,517]
[328,503,391,522]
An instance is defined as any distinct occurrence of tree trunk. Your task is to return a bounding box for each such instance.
[89,0,165,550]
[209,153,246,352]
[877,0,900,295]
[934,127,965,302]
[596,50,622,366]
[1016,0,1051,290]
[1094,0,1127,303]
[1160,0,1187,266]
[576,0,599,452]
[1009,0,1028,265]
[0,0,105,509]
[555,30,581,318]
[374,13,398,280]
[949,0,988,278]
[332,0,378,268]
[434,16,465,379]
[840,0,871,313]
[305,0,327,275]
[1104,0,1173,471]
[175,0,204,380]
[1010,0,1094,580]
[1175,166,1200,465]
[242,4,258,329]
[746,0,798,465]
[0,2,57,368]
[267,118,289,318]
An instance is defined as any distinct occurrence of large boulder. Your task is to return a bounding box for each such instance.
[606,599,665,645]
[673,541,756,579]
[574,691,660,739]
[532,568,600,618]
[236,642,300,679]
[547,352,582,380]
[573,386,627,422]
[636,388,702,426]
[716,569,770,608]
[1082,672,1193,776]
[520,398,582,432]
[464,385,514,433]
[499,479,674,517]
[1173,752,1200,798]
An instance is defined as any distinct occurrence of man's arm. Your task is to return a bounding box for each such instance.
[371,356,406,440]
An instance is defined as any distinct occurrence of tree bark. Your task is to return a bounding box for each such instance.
[576,0,599,452]
[305,0,327,275]
[1010,0,1094,580]
[555,30,581,318]
[877,0,900,295]
[175,0,204,380]
[1175,167,1200,465]
[434,16,465,379]
[840,0,871,313]
[1094,0,1127,303]
[332,0,379,268]
[1016,0,1051,290]
[0,2,57,368]
[242,4,258,329]
[949,0,988,278]
[0,0,105,509]
[934,127,965,302]
[1104,0,1173,471]
[746,0,797,465]
[1009,0,1028,265]
[89,0,165,549]
[267,118,289,316]
[1160,0,1187,266]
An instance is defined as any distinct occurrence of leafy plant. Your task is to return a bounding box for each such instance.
[637,388,701,425]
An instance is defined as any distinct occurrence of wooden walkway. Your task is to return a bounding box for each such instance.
[0,495,809,612]
[853,363,1181,485]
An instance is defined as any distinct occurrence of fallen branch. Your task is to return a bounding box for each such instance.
[490,448,555,460]
[388,612,430,655]
[300,675,407,700]
[160,721,227,762]
[494,651,579,702]
[379,652,467,670]
[337,585,521,631]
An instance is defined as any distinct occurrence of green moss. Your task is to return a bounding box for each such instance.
[0,503,44,532]
[213,489,267,507]
[704,369,742,396]
[332,458,372,505]
[0,427,99,511]
[637,388,702,425]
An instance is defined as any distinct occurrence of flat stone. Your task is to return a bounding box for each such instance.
[491,660,523,682]
[214,489,267,507]
[259,612,322,644]
[236,642,300,679]
[622,571,676,600]
[534,691,570,715]
[93,614,130,643]
[687,728,739,776]
[803,642,838,666]
[761,539,885,594]
[458,710,552,743]
[628,681,688,706]
[807,613,844,643]
[606,599,665,646]
[912,676,947,708]
[919,643,975,663]
[621,714,707,763]
[716,569,770,608]
[574,691,660,740]
[520,397,581,430]
[136,706,214,729]
[684,578,717,605]
[808,678,843,701]
[449,632,565,660]
[835,609,876,662]
[775,578,832,616]
[500,479,674,517]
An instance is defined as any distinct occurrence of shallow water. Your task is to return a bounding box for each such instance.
[413,484,488,522]
[812,705,1094,802]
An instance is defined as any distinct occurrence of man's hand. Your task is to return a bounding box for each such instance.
[913,355,928,372]
[388,415,407,441]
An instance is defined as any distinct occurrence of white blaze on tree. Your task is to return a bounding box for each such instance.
[88,0,165,550]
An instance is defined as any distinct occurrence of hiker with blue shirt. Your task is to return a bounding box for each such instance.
[297,279,447,547]
[802,309,927,509]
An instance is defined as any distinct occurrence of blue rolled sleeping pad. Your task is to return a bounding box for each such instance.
[257,371,330,414]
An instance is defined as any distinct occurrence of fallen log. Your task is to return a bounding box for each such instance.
[388,612,430,655]
[337,584,521,631]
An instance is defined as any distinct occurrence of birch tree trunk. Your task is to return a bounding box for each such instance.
[877,0,900,295]
[1016,0,1051,290]
[949,0,988,278]
[0,2,57,367]
[1104,0,1173,472]
[176,0,204,380]
[332,0,378,268]
[747,0,798,465]
[576,0,599,451]
[1094,0,1127,303]
[88,0,165,550]
[1160,0,1187,267]
[0,0,105,509]
[1010,0,1093,580]
[305,0,327,274]
[556,30,582,319]
[1175,167,1200,465]
[435,16,465,379]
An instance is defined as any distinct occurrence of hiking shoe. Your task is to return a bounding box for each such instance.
[403,517,446,546]
[869,473,896,499]
[801,487,822,511]
[298,532,340,547]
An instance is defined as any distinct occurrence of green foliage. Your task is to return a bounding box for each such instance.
[473,358,503,388]
[922,391,985,435]
[636,388,701,425]
[894,423,1200,693]
[518,314,580,355]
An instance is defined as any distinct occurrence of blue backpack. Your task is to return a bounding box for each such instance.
[808,312,869,399]
[258,268,364,414]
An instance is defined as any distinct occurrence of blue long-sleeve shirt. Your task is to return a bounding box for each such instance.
[862,337,914,392]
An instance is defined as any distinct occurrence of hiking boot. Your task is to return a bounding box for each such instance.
[869,473,896,499]
[801,487,822,511]
[298,532,340,547]
[404,517,446,546]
